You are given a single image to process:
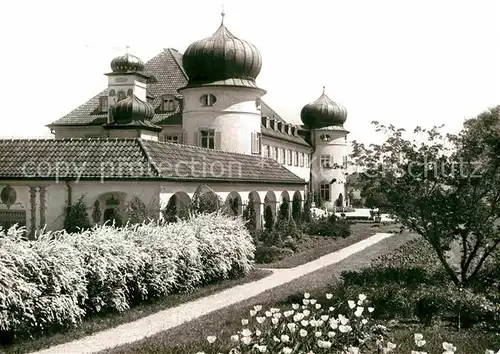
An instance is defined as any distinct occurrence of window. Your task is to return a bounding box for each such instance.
[255,98,261,110]
[320,154,331,168]
[263,145,270,158]
[319,183,331,201]
[299,153,304,167]
[162,97,177,112]
[281,149,286,164]
[99,96,108,112]
[320,134,331,142]
[287,149,292,165]
[117,90,126,102]
[305,153,309,167]
[251,132,261,154]
[127,88,133,97]
[200,130,215,149]
[164,135,179,143]
[294,151,299,166]
[200,94,217,107]
[109,89,116,97]
[273,147,278,161]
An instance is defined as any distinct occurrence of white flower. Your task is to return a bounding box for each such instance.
[327,331,336,338]
[230,335,239,342]
[303,309,311,316]
[326,293,333,299]
[292,303,300,310]
[280,334,290,342]
[256,329,262,336]
[442,342,457,353]
[303,299,310,305]
[283,347,293,354]
[348,300,356,309]
[347,346,360,354]
[206,335,216,344]
[315,331,322,337]
[299,328,308,337]
[271,318,279,325]
[241,336,252,345]
[304,292,310,299]
[368,307,375,313]
[354,306,364,317]
[339,324,352,333]
[287,323,297,332]
[315,303,322,309]
[329,318,339,329]
[293,313,304,322]
[358,294,367,302]
[310,299,317,305]
[254,305,262,312]
[284,310,294,317]
[321,315,329,321]
[338,314,349,325]
[301,320,309,327]
[241,328,252,337]
[362,319,368,325]
[256,316,266,324]
[250,310,256,317]
[317,339,332,348]
[241,318,249,325]
[256,345,267,352]
[265,311,272,317]
[329,306,335,312]
[414,333,426,347]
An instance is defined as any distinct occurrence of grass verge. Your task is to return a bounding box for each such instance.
[259,222,400,269]
[1,268,272,354]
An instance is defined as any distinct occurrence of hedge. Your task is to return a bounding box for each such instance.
[0,212,254,339]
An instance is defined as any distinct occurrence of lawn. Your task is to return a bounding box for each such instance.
[99,232,417,354]
[258,222,401,269]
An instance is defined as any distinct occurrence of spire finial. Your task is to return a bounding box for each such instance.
[322,86,325,94]
[125,45,130,54]
[221,5,225,24]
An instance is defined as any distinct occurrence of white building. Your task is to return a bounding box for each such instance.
[0,15,350,235]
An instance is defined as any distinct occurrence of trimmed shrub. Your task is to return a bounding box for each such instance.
[242,194,257,235]
[0,213,254,340]
[305,213,351,238]
[264,205,274,231]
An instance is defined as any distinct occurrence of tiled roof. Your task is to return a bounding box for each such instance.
[0,139,305,184]
[49,49,189,126]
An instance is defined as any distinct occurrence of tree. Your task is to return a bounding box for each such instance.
[292,196,302,222]
[64,195,91,233]
[350,108,500,287]
[264,205,274,231]
[126,196,148,225]
[278,200,290,221]
[91,200,101,225]
[242,194,257,233]
[190,186,222,215]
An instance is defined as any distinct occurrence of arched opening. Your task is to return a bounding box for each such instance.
[292,190,303,222]
[191,184,222,214]
[224,191,243,216]
[103,194,124,227]
[243,191,261,231]
[0,185,26,232]
[162,192,191,222]
[278,191,291,221]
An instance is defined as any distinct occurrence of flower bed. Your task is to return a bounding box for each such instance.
[0,212,254,341]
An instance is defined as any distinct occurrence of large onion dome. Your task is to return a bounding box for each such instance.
[110,53,145,73]
[300,88,347,129]
[182,16,262,88]
[111,95,154,123]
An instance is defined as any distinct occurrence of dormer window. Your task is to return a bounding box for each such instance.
[162,96,177,112]
[256,98,261,110]
[200,94,217,107]
[99,96,108,112]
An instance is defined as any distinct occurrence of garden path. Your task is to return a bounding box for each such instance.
[31,232,394,354]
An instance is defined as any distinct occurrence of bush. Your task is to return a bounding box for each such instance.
[305,214,351,238]
[64,195,91,233]
[0,213,254,340]
[264,205,274,231]
[126,196,149,225]
[254,244,294,264]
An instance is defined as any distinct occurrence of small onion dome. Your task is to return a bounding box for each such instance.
[300,88,347,129]
[111,95,154,123]
[182,21,262,87]
[110,53,145,73]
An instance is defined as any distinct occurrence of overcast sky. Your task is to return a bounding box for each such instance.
[0,0,498,144]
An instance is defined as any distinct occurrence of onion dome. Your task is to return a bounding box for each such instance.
[182,13,262,88]
[300,87,347,129]
[110,53,145,73]
[111,95,154,123]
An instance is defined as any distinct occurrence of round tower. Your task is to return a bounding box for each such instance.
[301,87,349,209]
[178,12,266,154]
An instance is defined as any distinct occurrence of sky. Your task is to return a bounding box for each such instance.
[0,0,498,145]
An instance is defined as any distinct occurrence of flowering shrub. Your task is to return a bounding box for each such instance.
[0,212,254,339]
[199,292,500,353]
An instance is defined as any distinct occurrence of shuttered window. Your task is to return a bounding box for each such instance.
[251,132,261,154]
